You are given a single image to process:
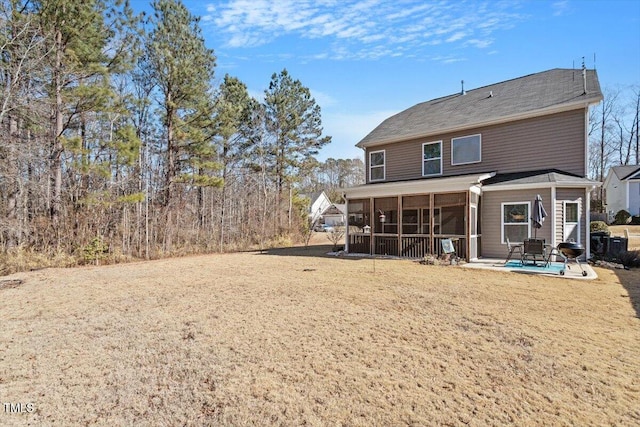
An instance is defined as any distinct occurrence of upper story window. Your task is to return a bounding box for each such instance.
[369,150,385,181]
[422,141,442,176]
[452,134,481,165]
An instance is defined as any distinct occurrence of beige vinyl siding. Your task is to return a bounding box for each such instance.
[366,139,424,182]
[555,191,564,246]
[365,109,587,183]
[481,188,552,258]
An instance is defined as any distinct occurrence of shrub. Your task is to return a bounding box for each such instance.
[0,246,78,275]
[326,226,345,251]
[590,221,609,234]
[614,210,631,225]
[82,236,109,265]
[617,250,640,269]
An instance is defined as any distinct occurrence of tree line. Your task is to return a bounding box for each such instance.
[0,0,362,265]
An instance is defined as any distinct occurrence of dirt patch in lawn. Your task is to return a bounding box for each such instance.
[1,238,638,426]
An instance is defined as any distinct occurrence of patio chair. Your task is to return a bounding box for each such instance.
[440,238,460,265]
[505,238,524,264]
[522,238,547,266]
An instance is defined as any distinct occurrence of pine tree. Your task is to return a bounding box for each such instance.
[213,74,253,249]
[36,0,138,241]
[146,0,218,208]
[263,69,331,229]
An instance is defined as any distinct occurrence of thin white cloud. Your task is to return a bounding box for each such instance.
[309,88,337,108]
[466,38,493,49]
[552,0,570,17]
[446,31,467,43]
[204,0,524,60]
[431,54,466,64]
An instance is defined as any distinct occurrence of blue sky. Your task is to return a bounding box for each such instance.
[134,0,640,161]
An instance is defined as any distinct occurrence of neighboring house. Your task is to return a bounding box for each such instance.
[603,165,640,220]
[343,68,603,261]
[305,191,332,226]
[321,203,346,226]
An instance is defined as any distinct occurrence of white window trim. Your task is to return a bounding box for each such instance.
[451,134,482,166]
[563,201,581,244]
[422,141,443,177]
[501,201,531,244]
[369,149,385,182]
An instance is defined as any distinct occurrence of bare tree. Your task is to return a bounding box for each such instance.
[326,226,345,252]
[589,88,619,211]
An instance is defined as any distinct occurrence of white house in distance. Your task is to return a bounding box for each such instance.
[604,165,640,219]
[305,191,332,226]
[322,203,347,227]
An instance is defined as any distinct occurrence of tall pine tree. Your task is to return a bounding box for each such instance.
[263,69,331,229]
[213,74,253,248]
[146,0,218,208]
[36,0,137,240]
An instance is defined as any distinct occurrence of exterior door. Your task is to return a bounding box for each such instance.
[564,201,580,243]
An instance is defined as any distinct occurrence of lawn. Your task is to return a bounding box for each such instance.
[1,237,638,426]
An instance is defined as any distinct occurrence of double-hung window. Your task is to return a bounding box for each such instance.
[422,141,442,176]
[502,202,530,244]
[369,150,385,181]
[452,134,481,165]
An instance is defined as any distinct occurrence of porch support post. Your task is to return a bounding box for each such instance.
[369,197,374,255]
[551,186,557,248]
[429,193,435,256]
[466,190,471,262]
[345,199,350,253]
[398,195,402,257]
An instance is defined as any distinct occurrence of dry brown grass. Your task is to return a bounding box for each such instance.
[1,235,638,426]
[0,246,78,276]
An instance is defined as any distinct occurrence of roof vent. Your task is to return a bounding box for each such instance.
[489,90,493,98]
[461,80,466,95]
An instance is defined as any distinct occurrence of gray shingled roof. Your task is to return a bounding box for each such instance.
[357,68,603,148]
[483,169,599,188]
[611,165,640,180]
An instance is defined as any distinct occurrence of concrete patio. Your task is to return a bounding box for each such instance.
[464,258,597,280]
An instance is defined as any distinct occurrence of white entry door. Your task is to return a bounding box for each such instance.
[564,201,580,243]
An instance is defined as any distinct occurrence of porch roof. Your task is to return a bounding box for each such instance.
[343,172,495,199]
[482,169,600,192]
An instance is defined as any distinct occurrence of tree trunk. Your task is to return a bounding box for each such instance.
[51,29,64,242]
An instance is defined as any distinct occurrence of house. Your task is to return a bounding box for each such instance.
[305,191,332,226]
[321,203,346,227]
[343,68,603,261]
[603,165,640,220]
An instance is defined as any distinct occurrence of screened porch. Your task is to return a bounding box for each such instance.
[346,191,481,260]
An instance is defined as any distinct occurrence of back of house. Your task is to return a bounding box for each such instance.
[343,68,603,261]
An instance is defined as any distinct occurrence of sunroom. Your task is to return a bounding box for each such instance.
[343,173,493,260]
